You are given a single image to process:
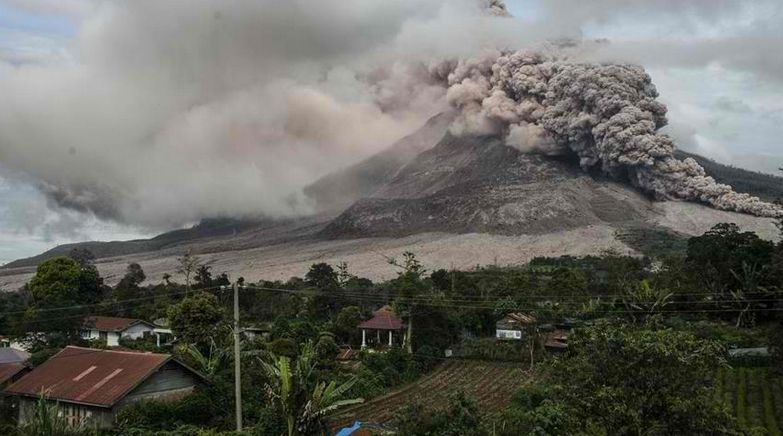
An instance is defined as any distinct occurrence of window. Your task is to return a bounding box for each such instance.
[99,331,108,342]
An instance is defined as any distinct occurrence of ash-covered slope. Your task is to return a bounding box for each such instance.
[322,132,657,238]
[303,112,455,211]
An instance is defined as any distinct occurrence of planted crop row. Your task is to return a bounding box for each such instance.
[717,367,783,436]
[335,359,527,425]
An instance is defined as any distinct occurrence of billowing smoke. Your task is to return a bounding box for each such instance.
[439,49,783,217]
[0,0,513,231]
[1,0,780,240]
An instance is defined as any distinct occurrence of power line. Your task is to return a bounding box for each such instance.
[241,285,783,315]
[242,285,783,307]
[0,285,227,318]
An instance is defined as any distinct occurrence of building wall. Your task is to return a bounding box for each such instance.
[15,362,201,429]
[81,324,154,346]
[17,397,114,429]
[117,361,201,407]
[123,323,154,340]
[496,329,523,340]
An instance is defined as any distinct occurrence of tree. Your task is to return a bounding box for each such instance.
[26,257,103,335]
[541,268,588,296]
[336,262,354,287]
[537,323,736,435]
[305,263,339,290]
[193,265,213,289]
[260,341,363,436]
[686,223,774,295]
[305,263,340,319]
[177,250,201,293]
[68,247,95,266]
[389,252,428,353]
[333,306,362,345]
[117,263,146,290]
[167,292,227,348]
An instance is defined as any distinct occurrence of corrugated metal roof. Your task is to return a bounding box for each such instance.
[4,346,172,408]
[497,313,537,327]
[83,316,150,332]
[358,307,404,330]
[0,348,30,364]
[0,363,27,385]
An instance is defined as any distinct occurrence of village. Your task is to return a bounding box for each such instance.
[0,221,781,435]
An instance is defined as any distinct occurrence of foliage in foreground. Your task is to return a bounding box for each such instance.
[491,322,739,436]
[17,395,95,436]
[260,341,363,436]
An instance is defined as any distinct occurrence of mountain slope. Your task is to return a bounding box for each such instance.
[2,118,780,289]
[674,150,783,202]
[303,111,456,211]
[323,133,657,238]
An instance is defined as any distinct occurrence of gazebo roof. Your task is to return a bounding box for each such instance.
[358,306,404,331]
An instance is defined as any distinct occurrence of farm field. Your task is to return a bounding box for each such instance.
[715,367,783,435]
[333,359,528,427]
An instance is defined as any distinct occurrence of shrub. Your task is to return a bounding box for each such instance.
[265,338,297,358]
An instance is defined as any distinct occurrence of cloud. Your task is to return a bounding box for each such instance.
[1,0,782,238]
[0,0,530,229]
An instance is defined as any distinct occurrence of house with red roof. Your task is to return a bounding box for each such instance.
[358,306,406,349]
[0,348,31,389]
[81,316,156,347]
[4,346,205,428]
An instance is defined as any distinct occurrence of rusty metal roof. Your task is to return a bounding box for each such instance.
[83,316,152,332]
[0,348,30,364]
[0,363,27,385]
[358,307,404,330]
[497,313,537,327]
[4,346,176,408]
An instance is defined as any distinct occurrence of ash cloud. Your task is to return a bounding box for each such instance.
[0,0,513,229]
[1,0,781,238]
[437,49,783,217]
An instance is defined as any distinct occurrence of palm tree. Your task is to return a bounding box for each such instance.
[260,342,363,436]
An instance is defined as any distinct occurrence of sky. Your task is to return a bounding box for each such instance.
[0,0,781,265]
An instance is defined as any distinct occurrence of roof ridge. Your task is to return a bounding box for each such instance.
[63,346,170,358]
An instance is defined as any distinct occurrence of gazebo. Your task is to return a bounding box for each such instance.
[358,306,405,349]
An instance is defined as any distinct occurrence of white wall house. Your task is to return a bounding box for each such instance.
[81,317,155,347]
[495,313,537,341]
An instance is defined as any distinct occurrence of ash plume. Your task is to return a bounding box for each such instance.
[0,0,780,241]
[439,49,783,217]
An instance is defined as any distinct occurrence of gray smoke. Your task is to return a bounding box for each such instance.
[440,49,783,217]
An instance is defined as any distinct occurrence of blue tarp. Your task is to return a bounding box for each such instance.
[335,421,362,436]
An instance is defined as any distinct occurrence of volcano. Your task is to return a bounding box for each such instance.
[1,114,780,289]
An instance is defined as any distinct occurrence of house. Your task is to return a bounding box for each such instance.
[543,330,569,353]
[0,348,31,389]
[242,324,272,341]
[1,334,40,351]
[4,346,205,429]
[152,318,176,347]
[358,306,405,349]
[336,347,360,369]
[81,316,156,347]
[495,313,537,340]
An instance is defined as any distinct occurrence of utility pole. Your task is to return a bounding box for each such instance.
[233,281,243,431]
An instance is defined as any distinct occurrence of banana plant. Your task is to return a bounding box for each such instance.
[185,338,227,378]
[260,341,363,436]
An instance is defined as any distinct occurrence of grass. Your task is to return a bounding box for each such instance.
[717,367,783,435]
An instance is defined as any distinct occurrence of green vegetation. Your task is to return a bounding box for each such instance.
[717,367,783,435]
[0,221,781,435]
